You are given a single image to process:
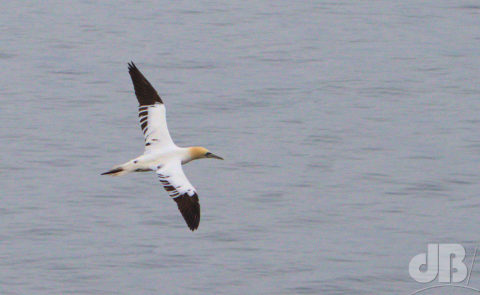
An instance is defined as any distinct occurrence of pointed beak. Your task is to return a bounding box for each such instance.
[208,153,224,160]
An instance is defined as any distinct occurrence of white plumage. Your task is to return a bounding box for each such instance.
[102,62,223,231]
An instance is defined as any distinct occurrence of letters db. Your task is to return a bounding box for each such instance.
[409,243,468,283]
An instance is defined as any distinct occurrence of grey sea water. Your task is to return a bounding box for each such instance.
[1,1,480,294]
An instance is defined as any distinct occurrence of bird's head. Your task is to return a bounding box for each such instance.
[189,146,223,160]
[189,146,224,161]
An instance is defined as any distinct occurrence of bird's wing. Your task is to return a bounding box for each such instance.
[156,160,200,231]
[128,62,175,152]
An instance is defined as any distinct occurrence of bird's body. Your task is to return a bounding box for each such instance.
[102,62,223,231]
[104,146,207,175]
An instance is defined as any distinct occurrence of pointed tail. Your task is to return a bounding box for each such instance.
[101,166,129,176]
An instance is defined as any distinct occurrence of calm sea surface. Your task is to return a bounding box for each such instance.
[1,1,480,294]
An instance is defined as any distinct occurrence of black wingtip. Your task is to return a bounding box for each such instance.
[174,193,200,231]
[128,61,137,72]
[127,61,163,105]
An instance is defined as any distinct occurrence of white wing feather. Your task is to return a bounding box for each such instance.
[156,160,197,198]
[139,103,176,153]
[157,160,200,231]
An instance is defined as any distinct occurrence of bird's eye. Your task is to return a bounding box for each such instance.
[205,152,212,156]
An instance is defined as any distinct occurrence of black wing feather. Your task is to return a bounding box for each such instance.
[174,193,201,231]
[128,62,163,106]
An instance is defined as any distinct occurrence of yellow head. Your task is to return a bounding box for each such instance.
[188,146,224,161]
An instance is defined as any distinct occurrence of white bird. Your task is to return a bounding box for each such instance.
[102,62,223,231]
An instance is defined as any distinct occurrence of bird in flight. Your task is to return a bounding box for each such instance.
[102,62,223,231]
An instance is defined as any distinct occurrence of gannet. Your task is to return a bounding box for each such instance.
[102,62,223,231]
